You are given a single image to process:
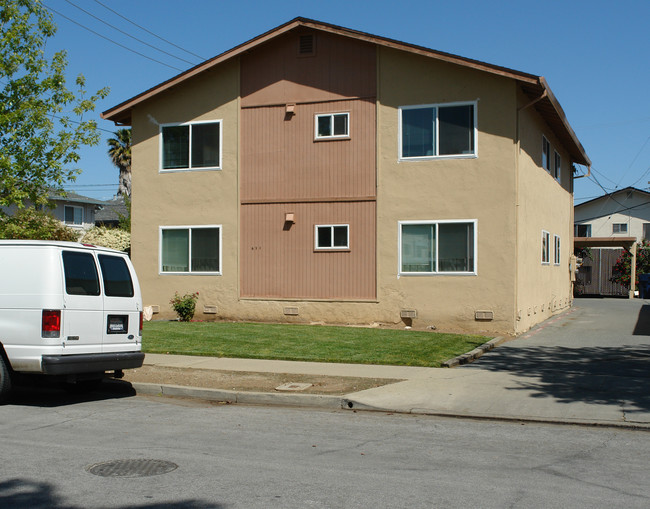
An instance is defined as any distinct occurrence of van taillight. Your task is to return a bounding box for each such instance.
[139,311,143,336]
[42,310,61,338]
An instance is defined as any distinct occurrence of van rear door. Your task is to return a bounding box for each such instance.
[61,250,103,354]
[97,253,141,353]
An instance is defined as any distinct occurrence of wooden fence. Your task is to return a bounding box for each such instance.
[575,248,629,297]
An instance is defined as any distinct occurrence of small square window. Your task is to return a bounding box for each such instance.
[315,224,349,249]
[315,113,349,139]
[612,223,628,234]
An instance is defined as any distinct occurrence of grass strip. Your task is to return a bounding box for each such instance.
[143,321,490,368]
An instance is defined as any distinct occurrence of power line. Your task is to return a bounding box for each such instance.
[63,0,197,66]
[92,0,206,61]
[42,3,183,72]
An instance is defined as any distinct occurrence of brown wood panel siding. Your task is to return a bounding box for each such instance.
[241,99,376,201]
[240,30,376,107]
[241,201,376,300]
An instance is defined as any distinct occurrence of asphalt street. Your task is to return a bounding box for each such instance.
[1,391,649,509]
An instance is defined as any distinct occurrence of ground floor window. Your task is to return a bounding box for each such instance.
[542,230,550,264]
[554,235,561,265]
[315,224,349,250]
[399,220,476,275]
[64,205,83,225]
[160,225,221,274]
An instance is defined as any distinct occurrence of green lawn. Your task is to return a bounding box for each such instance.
[142,321,490,367]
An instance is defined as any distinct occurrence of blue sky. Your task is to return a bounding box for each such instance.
[41,0,650,203]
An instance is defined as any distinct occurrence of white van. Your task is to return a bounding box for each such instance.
[0,240,144,400]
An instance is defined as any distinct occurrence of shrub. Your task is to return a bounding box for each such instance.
[610,241,650,288]
[0,208,79,241]
[81,226,131,252]
[170,291,199,322]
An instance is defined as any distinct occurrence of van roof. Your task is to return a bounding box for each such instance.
[0,240,127,254]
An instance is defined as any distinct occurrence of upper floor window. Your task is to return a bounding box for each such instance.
[542,136,551,172]
[315,224,349,250]
[399,220,476,275]
[315,113,349,139]
[399,102,476,160]
[612,223,628,234]
[161,120,221,171]
[553,151,561,182]
[574,224,591,237]
[64,205,83,226]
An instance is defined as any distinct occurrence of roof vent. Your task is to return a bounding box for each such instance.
[298,34,315,55]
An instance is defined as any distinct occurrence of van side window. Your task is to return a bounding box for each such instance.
[98,255,134,297]
[62,251,100,296]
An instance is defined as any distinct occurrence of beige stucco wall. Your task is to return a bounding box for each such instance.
[375,47,519,334]
[130,60,240,318]
[514,89,574,333]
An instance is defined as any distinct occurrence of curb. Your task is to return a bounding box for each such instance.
[442,336,508,368]
[132,382,344,409]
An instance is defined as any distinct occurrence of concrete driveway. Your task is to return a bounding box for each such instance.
[347,298,650,427]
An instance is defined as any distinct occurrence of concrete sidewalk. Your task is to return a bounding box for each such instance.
[133,299,650,430]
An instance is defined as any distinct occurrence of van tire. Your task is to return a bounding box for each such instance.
[0,355,12,403]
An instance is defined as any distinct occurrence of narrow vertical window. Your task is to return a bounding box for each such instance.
[553,151,561,182]
[554,235,561,265]
[542,136,551,172]
[542,230,550,264]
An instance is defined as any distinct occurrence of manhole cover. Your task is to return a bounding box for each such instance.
[86,459,178,478]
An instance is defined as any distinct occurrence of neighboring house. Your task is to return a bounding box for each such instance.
[573,187,650,297]
[95,196,128,227]
[102,17,590,335]
[574,187,650,241]
[2,190,105,233]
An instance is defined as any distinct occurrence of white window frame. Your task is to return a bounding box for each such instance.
[159,225,222,275]
[398,101,478,161]
[314,112,350,140]
[554,235,561,265]
[542,230,550,265]
[542,136,551,172]
[314,224,350,250]
[553,151,561,183]
[64,205,84,226]
[159,119,222,172]
[612,223,628,234]
[398,219,478,276]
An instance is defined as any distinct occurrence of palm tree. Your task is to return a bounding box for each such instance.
[107,129,132,197]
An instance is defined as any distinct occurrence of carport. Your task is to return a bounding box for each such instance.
[574,237,637,298]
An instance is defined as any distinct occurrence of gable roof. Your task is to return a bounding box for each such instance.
[101,17,590,167]
[48,190,106,206]
[574,186,650,211]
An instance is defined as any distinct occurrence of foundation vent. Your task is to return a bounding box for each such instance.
[400,309,417,319]
[284,307,299,316]
[203,305,218,314]
[475,310,494,321]
[150,305,160,314]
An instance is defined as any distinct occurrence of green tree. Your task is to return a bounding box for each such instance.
[107,128,131,197]
[0,208,78,241]
[0,0,109,215]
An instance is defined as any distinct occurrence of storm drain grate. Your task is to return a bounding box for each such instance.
[86,459,178,478]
